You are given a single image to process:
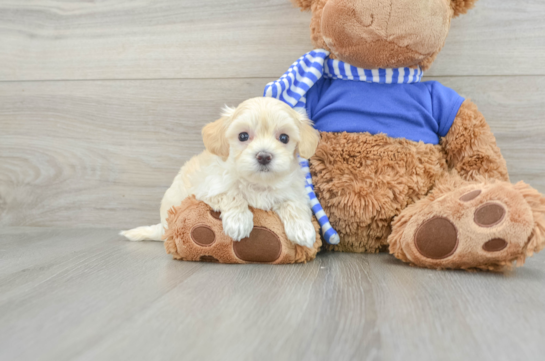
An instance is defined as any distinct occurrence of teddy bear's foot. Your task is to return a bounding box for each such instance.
[389,180,545,271]
[163,196,321,264]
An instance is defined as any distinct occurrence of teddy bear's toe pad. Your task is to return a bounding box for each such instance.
[392,182,538,271]
[164,196,321,264]
[209,210,222,220]
[199,255,220,263]
[483,238,508,252]
[190,226,216,246]
[459,189,482,202]
[474,202,506,227]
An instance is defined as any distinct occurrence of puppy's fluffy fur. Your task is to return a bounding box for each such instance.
[121,97,320,247]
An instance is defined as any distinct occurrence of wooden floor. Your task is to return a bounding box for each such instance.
[1,227,545,361]
[1,0,545,360]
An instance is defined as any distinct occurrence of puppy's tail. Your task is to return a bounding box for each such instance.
[120,223,164,242]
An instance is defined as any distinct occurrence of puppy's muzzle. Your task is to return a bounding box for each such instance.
[256,152,273,166]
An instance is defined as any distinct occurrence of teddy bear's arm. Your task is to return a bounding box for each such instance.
[441,99,509,182]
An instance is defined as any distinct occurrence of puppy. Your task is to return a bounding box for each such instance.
[121,97,320,248]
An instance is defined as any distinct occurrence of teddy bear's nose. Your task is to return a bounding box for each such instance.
[256,152,273,165]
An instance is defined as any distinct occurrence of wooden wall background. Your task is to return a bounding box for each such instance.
[0,0,544,229]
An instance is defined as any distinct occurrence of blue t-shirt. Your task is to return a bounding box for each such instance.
[305,79,465,145]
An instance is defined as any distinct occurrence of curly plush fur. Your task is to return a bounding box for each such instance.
[309,100,511,255]
[441,100,509,182]
[311,132,447,253]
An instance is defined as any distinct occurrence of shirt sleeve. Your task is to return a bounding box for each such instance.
[426,81,466,137]
[263,49,329,112]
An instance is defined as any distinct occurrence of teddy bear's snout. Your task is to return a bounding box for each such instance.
[321,0,451,69]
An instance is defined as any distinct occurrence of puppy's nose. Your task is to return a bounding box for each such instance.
[256,152,273,165]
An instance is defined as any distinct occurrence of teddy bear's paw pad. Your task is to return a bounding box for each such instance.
[474,202,506,227]
[233,227,282,263]
[459,189,482,202]
[414,217,458,259]
[482,238,508,252]
[397,182,536,270]
[190,225,216,247]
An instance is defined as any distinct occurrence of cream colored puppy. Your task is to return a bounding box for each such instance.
[121,97,320,248]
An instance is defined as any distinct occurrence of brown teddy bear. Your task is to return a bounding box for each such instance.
[165,0,545,270]
[279,0,545,270]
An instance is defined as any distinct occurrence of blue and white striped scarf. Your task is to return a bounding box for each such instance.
[264,49,424,245]
[265,49,423,111]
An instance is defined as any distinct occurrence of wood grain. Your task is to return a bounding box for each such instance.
[0,0,544,81]
[1,227,544,361]
[1,76,543,228]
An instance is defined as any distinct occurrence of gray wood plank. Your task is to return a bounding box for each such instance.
[431,0,545,77]
[1,76,544,228]
[0,228,544,361]
[0,0,544,81]
[0,227,203,361]
[0,78,266,228]
[0,227,117,277]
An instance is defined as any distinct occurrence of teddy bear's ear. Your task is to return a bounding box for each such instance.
[291,0,315,11]
[451,0,478,17]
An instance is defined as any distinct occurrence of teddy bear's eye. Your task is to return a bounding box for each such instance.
[279,134,289,144]
[238,132,249,142]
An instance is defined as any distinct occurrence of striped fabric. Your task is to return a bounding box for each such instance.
[299,157,340,245]
[323,58,423,83]
[264,49,329,112]
[264,49,424,245]
[264,49,423,111]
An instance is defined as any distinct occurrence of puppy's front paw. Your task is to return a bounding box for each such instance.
[284,220,316,248]
[221,209,254,241]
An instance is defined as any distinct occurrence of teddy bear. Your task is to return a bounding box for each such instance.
[270,0,545,270]
[165,0,545,270]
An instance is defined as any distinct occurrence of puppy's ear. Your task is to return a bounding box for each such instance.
[451,0,478,17]
[294,109,320,159]
[202,105,235,159]
[202,117,229,159]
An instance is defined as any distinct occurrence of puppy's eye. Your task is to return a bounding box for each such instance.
[279,134,289,144]
[238,132,249,142]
